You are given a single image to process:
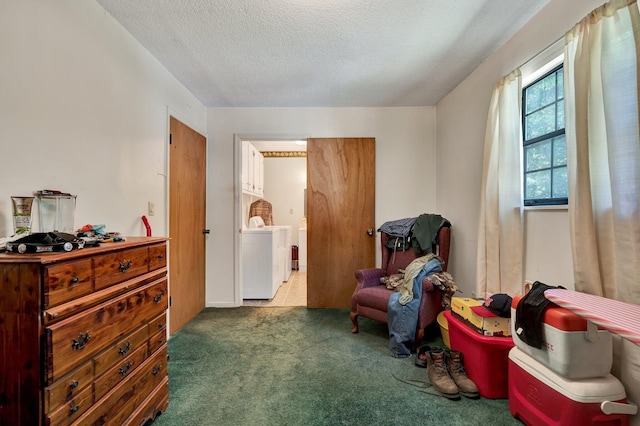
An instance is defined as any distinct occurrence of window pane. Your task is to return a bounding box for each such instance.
[553,135,566,166]
[525,140,551,171]
[522,64,567,206]
[526,170,551,199]
[525,73,557,114]
[552,167,568,198]
[525,104,556,139]
[557,99,564,129]
[556,70,564,100]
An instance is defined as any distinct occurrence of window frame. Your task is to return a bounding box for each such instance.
[521,64,568,207]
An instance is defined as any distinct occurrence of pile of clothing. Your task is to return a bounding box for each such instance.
[378,213,451,255]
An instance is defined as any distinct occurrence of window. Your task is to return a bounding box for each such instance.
[522,65,567,206]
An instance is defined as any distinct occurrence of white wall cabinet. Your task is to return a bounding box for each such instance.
[243,226,291,299]
[242,141,264,197]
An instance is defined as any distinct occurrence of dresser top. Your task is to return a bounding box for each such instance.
[0,236,168,264]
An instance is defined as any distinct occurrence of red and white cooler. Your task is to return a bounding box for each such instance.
[509,347,634,426]
[511,295,613,379]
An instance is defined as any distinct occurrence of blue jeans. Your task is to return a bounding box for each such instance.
[387,258,443,357]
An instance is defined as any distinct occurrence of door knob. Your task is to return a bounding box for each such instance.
[367,229,374,236]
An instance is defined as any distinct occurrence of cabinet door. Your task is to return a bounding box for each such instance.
[241,142,265,197]
[248,144,256,193]
[254,148,264,196]
[241,141,250,191]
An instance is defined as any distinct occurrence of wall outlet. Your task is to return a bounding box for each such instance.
[148,201,155,216]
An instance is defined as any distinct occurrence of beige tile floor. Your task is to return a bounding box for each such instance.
[243,270,307,307]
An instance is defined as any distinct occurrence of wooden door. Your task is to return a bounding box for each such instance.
[169,117,206,334]
[307,138,376,308]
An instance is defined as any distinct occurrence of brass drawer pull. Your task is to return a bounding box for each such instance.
[158,254,164,260]
[69,380,79,390]
[119,341,131,356]
[70,404,80,414]
[119,361,132,376]
[70,276,79,284]
[153,293,163,304]
[152,365,162,376]
[71,332,91,350]
[119,260,132,273]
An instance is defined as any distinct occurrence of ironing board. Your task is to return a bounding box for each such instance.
[545,289,640,346]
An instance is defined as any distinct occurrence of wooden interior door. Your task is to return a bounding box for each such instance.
[306,138,376,308]
[169,116,206,334]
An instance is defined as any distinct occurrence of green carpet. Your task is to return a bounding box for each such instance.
[152,307,520,426]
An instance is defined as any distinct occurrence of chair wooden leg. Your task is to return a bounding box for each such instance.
[350,312,359,333]
[415,328,425,348]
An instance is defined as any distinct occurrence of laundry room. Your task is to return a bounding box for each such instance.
[241,139,307,306]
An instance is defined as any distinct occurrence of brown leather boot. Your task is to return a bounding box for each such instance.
[426,349,459,399]
[446,350,479,398]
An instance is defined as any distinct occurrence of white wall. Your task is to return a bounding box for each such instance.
[0,0,207,237]
[207,107,436,306]
[436,0,603,296]
[262,156,307,245]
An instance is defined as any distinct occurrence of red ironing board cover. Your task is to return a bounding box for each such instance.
[545,289,640,346]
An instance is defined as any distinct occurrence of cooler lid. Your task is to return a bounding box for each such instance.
[509,347,626,403]
[512,295,589,332]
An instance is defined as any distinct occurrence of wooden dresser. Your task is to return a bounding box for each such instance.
[0,237,169,426]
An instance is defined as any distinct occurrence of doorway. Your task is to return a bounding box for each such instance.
[236,135,309,308]
[234,135,376,309]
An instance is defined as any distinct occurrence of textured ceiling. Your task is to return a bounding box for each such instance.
[96,0,548,108]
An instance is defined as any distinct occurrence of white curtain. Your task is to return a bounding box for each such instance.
[564,0,640,304]
[476,69,524,299]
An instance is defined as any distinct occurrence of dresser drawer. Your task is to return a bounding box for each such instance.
[44,258,93,308]
[93,324,149,378]
[94,247,150,291]
[124,376,169,426]
[45,278,168,382]
[148,244,167,271]
[71,346,168,426]
[94,344,148,401]
[148,312,167,336]
[46,384,93,426]
[43,269,167,326]
[149,329,167,355]
[44,360,93,414]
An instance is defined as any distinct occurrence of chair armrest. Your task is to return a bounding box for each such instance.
[421,277,436,293]
[354,270,438,292]
[417,277,445,334]
[355,268,387,289]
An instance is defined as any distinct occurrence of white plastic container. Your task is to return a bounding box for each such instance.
[511,296,613,379]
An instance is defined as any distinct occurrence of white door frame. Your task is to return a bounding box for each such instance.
[233,133,311,306]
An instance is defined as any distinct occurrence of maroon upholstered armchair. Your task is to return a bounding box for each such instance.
[350,225,451,345]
